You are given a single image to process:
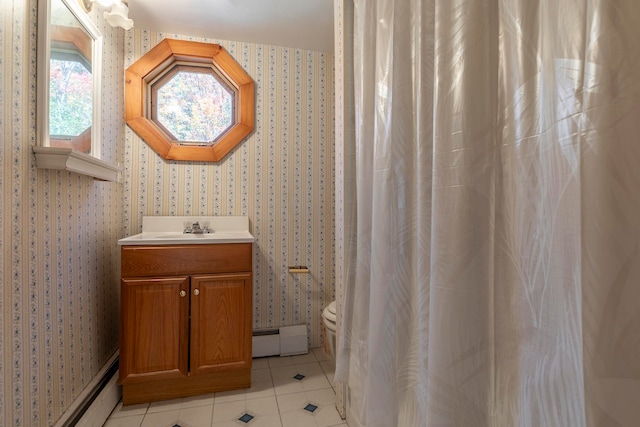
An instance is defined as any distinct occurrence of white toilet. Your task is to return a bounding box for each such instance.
[322,301,337,358]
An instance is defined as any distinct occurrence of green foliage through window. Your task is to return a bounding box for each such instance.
[49,58,92,137]
[156,70,234,143]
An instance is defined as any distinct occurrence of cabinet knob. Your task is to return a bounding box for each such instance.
[179,290,187,298]
[193,289,200,296]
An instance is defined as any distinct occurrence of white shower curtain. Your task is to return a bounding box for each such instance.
[335,0,640,426]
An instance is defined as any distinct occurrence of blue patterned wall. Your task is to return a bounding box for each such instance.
[0,0,124,425]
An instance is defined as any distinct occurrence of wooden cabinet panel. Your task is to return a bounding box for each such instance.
[190,273,252,375]
[121,244,252,277]
[119,243,253,404]
[119,276,190,383]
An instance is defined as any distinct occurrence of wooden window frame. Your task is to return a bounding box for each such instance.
[125,39,255,162]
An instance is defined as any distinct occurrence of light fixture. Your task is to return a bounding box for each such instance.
[79,0,134,30]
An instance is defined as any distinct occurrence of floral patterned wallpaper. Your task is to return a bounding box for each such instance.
[0,0,124,425]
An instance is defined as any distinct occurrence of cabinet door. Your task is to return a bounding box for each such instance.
[120,276,190,383]
[190,273,252,375]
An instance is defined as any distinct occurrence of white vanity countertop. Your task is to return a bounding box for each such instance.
[118,216,255,245]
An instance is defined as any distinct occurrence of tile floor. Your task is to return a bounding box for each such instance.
[104,348,347,427]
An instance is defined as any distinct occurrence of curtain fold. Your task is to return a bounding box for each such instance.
[335,0,640,426]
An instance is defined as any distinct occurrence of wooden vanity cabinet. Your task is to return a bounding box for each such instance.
[119,243,252,405]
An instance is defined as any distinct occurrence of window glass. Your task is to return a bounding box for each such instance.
[49,51,92,139]
[154,68,235,144]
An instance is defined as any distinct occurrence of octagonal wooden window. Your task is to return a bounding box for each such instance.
[125,39,255,162]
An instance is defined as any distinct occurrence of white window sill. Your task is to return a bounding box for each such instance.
[33,147,121,182]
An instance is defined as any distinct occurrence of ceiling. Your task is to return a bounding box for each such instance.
[127,0,335,53]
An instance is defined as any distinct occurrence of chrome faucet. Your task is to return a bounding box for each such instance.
[184,221,211,234]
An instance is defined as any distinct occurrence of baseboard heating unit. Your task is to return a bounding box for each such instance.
[252,324,308,357]
[54,351,121,427]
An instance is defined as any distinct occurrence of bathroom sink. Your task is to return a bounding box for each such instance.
[119,232,251,245]
[118,216,254,245]
[148,232,234,239]
[151,233,232,239]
